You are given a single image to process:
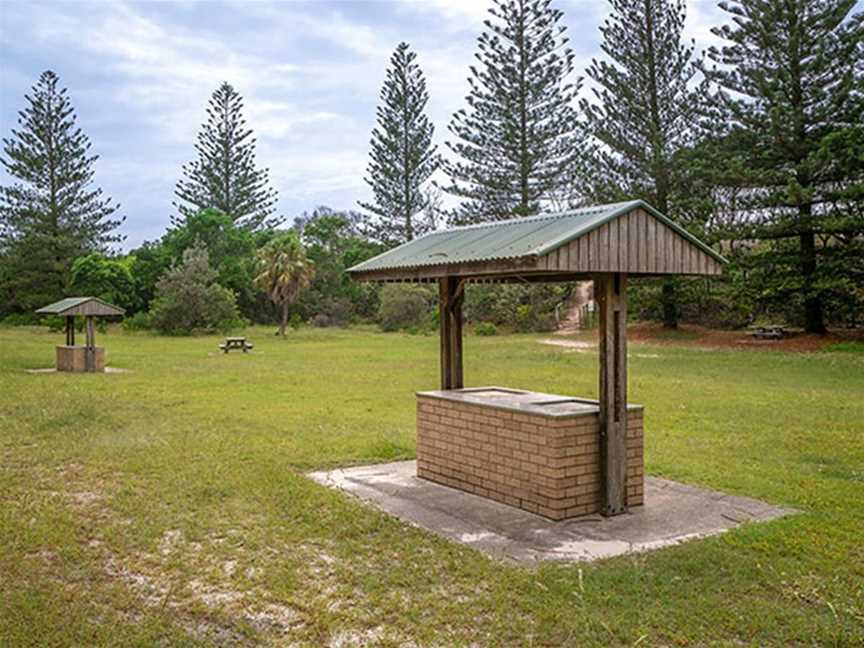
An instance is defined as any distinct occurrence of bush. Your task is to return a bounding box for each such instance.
[149,243,245,335]
[474,322,498,336]
[1,313,40,326]
[377,284,436,332]
[465,284,568,332]
[122,312,153,332]
[310,313,337,327]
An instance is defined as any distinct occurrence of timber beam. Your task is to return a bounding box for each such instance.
[595,273,628,516]
[439,277,465,390]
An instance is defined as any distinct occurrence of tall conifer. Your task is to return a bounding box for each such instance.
[174,82,278,230]
[702,0,863,333]
[1,70,122,310]
[581,0,705,328]
[359,43,439,246]
[443,0,586,223]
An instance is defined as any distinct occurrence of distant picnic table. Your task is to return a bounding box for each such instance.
[219,337,254,353]
[750,325,788,340]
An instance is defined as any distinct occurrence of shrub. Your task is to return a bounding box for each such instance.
[122,312,153,332]
[377,284,435,332]
[44,315,65,332]
[70,253,139,313]
[465,283,568,332]
[310,313,337,327]
[1,313,40,326]
[149,243,244,335]
[474,322,498,336]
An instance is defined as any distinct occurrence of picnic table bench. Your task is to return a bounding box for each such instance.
[751,325,787,340]
[219,337,254,353]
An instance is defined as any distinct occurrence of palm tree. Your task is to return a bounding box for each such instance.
[255,231,315,335]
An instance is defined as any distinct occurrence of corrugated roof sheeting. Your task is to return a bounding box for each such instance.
[348,200,727,275]
[35,297,125,316]
[349,202,639,273]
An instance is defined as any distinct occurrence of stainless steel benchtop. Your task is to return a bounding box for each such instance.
[416,386,643,419]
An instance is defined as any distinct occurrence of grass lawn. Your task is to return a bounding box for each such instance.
[1,324,862,647]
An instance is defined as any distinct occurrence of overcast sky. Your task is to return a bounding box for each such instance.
[1,0,734,250]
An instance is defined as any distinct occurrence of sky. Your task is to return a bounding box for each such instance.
[1,0,734,250]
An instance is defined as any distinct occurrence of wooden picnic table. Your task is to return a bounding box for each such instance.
[219,337,254,353]
[750,325,787,340]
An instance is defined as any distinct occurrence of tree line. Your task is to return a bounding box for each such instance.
[2,0,862,334]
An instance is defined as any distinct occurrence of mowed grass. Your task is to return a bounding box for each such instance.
[0,324,862,647]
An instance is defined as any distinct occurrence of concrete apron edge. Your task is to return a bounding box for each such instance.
[308,460,798,565]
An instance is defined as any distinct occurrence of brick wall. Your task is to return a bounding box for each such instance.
[56,346,105,372]
[416,395,643,520]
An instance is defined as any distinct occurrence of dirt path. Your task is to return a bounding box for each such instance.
[555,281,592,335]
[626,322,863,352]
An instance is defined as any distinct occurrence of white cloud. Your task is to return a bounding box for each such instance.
[402,0,494,26]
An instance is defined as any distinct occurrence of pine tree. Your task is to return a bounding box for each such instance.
[443,0,586,223]
[174,82,279,230]
[702,0,863,333]
[0,70,122,311]
[359,42,439,246]
[581,0,706,328]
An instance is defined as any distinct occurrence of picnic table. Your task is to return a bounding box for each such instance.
[219,337,254,353]
[751,325,787,340]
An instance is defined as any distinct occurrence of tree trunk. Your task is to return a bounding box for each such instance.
[799,229,826,334]
[662,280,677,329]
[277,301,288,336]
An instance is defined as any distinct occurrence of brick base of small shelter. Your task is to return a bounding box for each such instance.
[416,388,644,520]
[56,345,105,372]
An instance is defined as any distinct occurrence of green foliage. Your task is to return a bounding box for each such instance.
[359,42,440,245]
[700,0,864,332]
[297,208,384,324]
[121,311,153,332]
[0,70,122,315]
[474,322,498,336]
[70,253,138,313]
[826,341,864,353]
[162,208,259,317]
[443,0,587,222]
[0,313,40,327]
[149,242,244,335]
[174,82,279,230]
[125,240,171,313]
[377,284,435,332]
[465,284,567,332]
[255,230,314,335]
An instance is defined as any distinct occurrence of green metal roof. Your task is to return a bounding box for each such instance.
[348,200,726,274]
[35,297,125,316]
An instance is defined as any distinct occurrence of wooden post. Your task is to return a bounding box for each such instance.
[438,277,464,390]
[85,315,95,373]
[66,316,75,346]
[595,273,628,516]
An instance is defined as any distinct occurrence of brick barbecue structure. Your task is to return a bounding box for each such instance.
[417,388,643,519]
[349,201,725,518]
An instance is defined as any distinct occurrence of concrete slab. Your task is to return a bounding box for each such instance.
[25,367,130,374]
[309,460,797,564]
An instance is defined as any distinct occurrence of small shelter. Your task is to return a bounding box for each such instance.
[35,297,125,372]
[348,200,725,519]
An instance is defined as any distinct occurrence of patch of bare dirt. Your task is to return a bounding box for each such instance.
[539,338,595,351]
[627,322,864,352]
